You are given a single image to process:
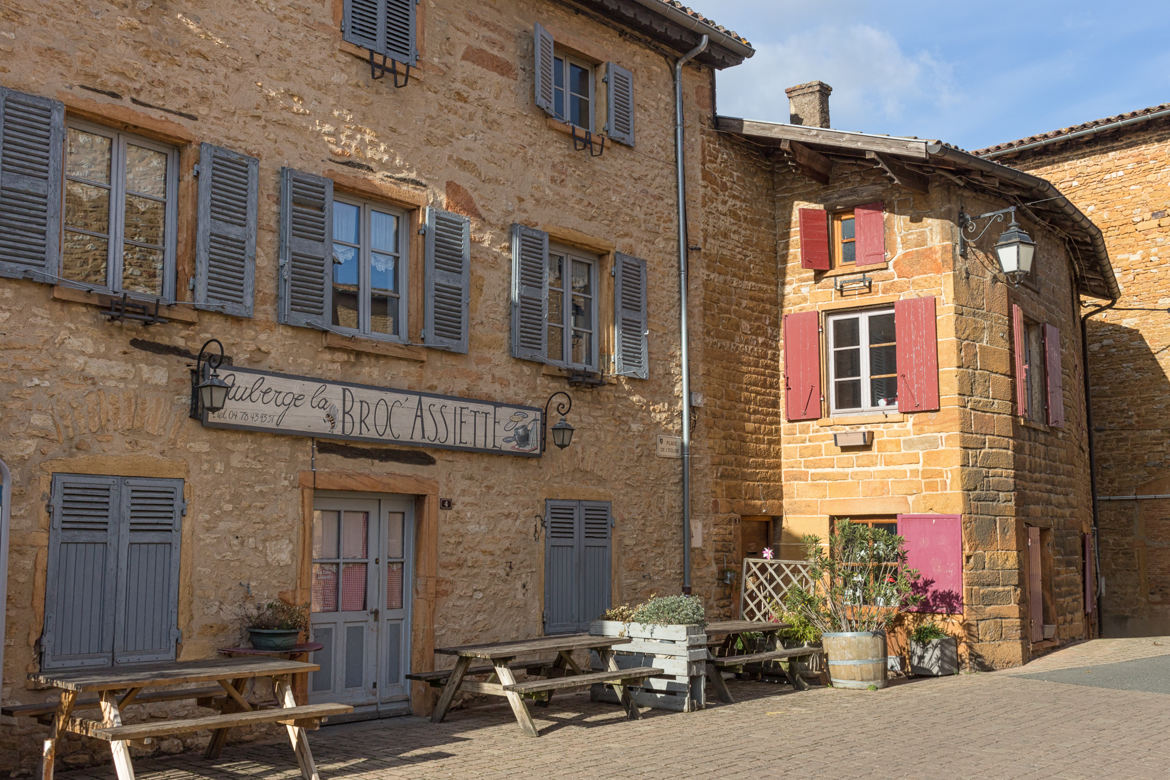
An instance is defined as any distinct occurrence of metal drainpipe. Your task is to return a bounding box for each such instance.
[1081,297,1117,636]
[674,34,708,595]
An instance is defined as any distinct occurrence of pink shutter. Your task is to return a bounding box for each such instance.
[1084,532,1096,615]
[798,208,830,270]
[898,514,963,613]
[894,296,939,413]
[783,311,822,421]
[854,202,886,267]
[1012,303,1028,418]
[1027,526,1043,642]
[1044,323,1064,427]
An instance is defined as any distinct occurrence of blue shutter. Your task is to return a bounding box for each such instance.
[42,475,119,670]
[343,0,382,51]
[113,478,183,665]
[344,0,416,65]
[0,87,63,280]
[279,168,333,328]
[194,143,258,317]
[604,63,635,146]
[510,224,548,361]
[543,500,579,635]
[383,0,416,65]
[580,502,612,628]
[614,252,648,379]
[533,23,555,116]
[423,207,470,353]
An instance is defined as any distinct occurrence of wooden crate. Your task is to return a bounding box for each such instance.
[588,621,707,712]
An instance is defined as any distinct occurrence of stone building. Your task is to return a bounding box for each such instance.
[976,105,1170,637]
[698,87,1118,669]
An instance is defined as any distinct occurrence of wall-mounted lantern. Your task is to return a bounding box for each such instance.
[190,339,229,419]
[958,205,1036,286]
[542,391,575,452]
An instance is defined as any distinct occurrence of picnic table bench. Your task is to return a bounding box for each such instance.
[704,620,818,703]
[28,656,352,779]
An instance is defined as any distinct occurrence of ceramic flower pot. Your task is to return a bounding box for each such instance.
[248,628,300,651]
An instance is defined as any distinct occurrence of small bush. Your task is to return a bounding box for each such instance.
[630,594,706,626]
[911,622,950,643]
[771,604,821,646]
[247,600,310,631]
[600,603,638,622]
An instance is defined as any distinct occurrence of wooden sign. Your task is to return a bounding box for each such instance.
[202,366,542,457]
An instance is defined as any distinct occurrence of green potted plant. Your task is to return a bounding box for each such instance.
[246,600,310,651]
[909,621,959,677]
[783,520,920,689]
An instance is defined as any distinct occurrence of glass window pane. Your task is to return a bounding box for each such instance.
[870,344,897,377]
[125,144,168,198]
[65,180,110,235]
[835,379,861,409]
[340,563,367,611]
[311,563,338,613]
[123,194,165,246]
[547,287,563,327]
[332,244,359,329]
[840,242,855,263]
[840,216,855,240]
[832,317,859,347]
[121,244,164,294]
[571,295,592,331]
[370,210,398,253]
[62,232,108,286]
[341,511,368,558]
[834,348,860,379]
[872,376,898,408]
[548,254,563,290]
[386,563,404,610]
[571,260,591,294]
[66,128,111,182]
[314,511,339,558]
[572,330,592,366]
[386,513,404,559]
[571,95,588,128]
[569,63,590,95]
[333,202,360,245]
[554,57,564,89]
[371,293,399,336]
[547,324,564,362]
[869,313,896,344]
[371,252,397,293]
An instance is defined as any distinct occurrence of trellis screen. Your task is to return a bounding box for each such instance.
[739,558,814,622]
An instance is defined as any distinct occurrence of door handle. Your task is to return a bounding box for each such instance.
[370,608,380,620]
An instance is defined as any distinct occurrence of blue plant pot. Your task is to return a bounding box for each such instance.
[248,628,300,651]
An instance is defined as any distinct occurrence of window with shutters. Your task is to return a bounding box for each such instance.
[331,196,408,340]
[552,52,594,131]
[826,308,898,414]
[341,0,418,67]
[1012,304,1063,426]
[1023,318,1047,424]
[547,245,598,371]
[42,474,184,670]
[62,121,178,300]
[832,210,856,269]
[799,203,885,273]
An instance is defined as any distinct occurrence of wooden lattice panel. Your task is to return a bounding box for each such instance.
[739,559,813,622]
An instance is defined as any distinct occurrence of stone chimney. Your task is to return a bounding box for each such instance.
[786,81,832,128]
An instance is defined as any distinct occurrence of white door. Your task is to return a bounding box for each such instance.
[309,496,413,709]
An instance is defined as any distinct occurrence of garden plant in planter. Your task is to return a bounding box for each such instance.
[246,600,310,651]
[909,622,959,677]
[784,521,920,689]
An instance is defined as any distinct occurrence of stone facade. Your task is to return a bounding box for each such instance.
[980,112,1170,636]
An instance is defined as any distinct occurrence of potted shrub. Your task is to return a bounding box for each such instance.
[771,604,825,682]
[909,621,959,677]
[246,600,310,651]
[784,520,920,690]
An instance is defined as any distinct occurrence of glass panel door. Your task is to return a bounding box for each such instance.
[377,498,414,704]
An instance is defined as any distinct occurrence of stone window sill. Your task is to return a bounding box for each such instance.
[816,411,905,427]
[545,117,611,145]
[1017,417,1051,433]
[52,285,198,324]
[322,331,428,362]
[818,262,890,279]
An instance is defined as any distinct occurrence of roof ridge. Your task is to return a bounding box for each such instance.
[974,101,1170,157]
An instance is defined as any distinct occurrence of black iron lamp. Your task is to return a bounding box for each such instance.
[959,206,1037,286]
[542,391,575,451]
[190,339,229,419]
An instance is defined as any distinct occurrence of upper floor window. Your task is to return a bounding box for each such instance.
[332,197,407,340]
[533,24,636,146]
[547,245,597,370]
[553,54,593,131]
[63,123,177,299]
[832,210,855,269]
[798,203,885,271]
[1012,304,1064,427]
[827,307,898,415]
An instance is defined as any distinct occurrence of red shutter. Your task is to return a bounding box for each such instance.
[798,208,830,270]
[894,296,939,413]
[1027,526,1043,642]
[1044,323,1064,427]
[1012,303,1028,418]
[898,514,963,613]
[784,311,822,421]
[1084,532,1096,615]
[854,202,886,267]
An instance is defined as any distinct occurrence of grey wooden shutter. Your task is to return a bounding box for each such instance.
[278,167,333,328]
[614,252,648,378]
[42,475,119,670]
[534,23,555,116]
[544,500,580,635]
[0,87,63,281]
[344,0,416,65]
[423,207,470,353]
[113,478,183,665]
[510,224,548,361]
[605,63,635,146]
[194,143,258,316]
[580,502,612,628]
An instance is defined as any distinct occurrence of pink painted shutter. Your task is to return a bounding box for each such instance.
[854,202,886,267]
[1044,323,1064,427]
[784,311,822,421]
[894,296,939,413]
[1012,304,1028,418]
[1084,532,1096,615]
[1027,526,1043,642]
[898,514,963,613]
[798,208,830,270]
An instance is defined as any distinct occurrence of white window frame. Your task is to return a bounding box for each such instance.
[552,52,595,132]
[62,120,179,301]
[330,196,410,342]
[547,244,599,372]
[827,307,898,415]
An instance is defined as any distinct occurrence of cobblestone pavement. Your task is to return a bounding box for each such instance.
[50,637,1170,779]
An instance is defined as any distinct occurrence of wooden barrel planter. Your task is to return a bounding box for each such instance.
[822,631,888,689]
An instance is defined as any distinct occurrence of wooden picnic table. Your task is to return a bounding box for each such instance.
[30,656,352,779]
[704,620,817,703]
[428,634,661,737]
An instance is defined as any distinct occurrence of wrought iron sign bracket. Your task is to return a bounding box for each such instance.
[833,273,872,294]
[102,293,166,326]
[571,126,605,157]
[368,49,412,87]
[567,372,607,388]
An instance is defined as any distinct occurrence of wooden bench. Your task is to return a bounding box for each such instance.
[78,702,353,743]
[706,646,820,703]
[502,666,663,698]
[2,685,226,724]
[406,659,553,689]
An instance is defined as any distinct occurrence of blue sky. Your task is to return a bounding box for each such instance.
[712,1,1170,151]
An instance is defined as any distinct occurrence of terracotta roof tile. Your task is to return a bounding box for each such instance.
[974,102,1170,157]
[653,0,751,46]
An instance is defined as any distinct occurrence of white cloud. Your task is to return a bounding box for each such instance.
[716,24,960,137]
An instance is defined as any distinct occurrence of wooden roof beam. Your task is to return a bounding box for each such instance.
[779,140,832,185]
[866,151,930,194]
